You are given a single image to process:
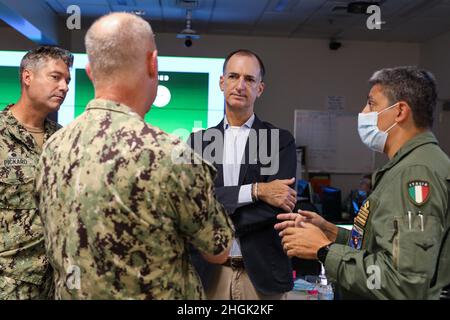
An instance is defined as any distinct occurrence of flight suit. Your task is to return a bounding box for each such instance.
[325,131,450,299]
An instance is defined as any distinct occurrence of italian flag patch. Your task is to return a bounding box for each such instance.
[408,180,430,205]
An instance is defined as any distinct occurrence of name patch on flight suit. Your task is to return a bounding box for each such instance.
[407,180,430,206]
[349,200,370,250]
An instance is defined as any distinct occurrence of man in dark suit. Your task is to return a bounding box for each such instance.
[188,49,297,299]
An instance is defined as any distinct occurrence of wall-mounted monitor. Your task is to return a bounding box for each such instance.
[0,50,225,141]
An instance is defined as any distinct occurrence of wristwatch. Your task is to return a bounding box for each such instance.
[317,243,333,264]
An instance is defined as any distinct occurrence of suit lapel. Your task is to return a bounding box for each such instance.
[209,121,224,186]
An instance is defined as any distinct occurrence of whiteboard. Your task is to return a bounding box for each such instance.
[294,110,374,173]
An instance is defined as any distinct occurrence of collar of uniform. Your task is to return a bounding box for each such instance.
[1,104,60,152]
[384,131,437,169]
[223,113,255,130]
[373,131,437,186]
[85,99,142,119]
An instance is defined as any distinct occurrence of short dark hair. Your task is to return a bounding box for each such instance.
[223,49,265,81]
[369,66,437,128]
[19,45,74,85]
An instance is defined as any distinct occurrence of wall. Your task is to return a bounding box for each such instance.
[420,30,450,156]
[71,30,421,197]
[70,31,420,131]
[0,26,427,198]
[0,27,35,50]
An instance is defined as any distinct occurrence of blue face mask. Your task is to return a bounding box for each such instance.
[357,103,399,153]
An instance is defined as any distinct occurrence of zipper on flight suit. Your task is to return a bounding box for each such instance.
[391,219,399,269]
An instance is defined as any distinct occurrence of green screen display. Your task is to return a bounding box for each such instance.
[74,70,209,141]
[0,66,21,110]
[0,51,225,141]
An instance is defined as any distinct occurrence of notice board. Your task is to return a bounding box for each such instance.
[294,110,374,173]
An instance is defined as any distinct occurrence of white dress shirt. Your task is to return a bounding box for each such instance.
[222,114,255,257]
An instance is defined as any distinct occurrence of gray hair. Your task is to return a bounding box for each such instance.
[369,66,437,128]
[85,12,154,82]
[19,46,73,85]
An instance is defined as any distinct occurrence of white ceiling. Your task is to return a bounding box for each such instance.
[4,0,450,42]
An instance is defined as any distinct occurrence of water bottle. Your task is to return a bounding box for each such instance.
[317,264,334,300]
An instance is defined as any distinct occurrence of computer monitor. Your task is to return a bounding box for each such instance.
[322,186,342,221]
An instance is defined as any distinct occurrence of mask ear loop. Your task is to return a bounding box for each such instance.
[378,102,399,115]
[384,121,398,133]
[379,102,400,133]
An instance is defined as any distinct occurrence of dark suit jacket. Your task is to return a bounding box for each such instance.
[188,115,296,295]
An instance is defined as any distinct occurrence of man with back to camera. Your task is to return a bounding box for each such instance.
[0,46,73,299]
[34,12,233,299]
[189,49,297,300]
[276,66,450,299]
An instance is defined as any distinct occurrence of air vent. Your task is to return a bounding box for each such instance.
[176,0,199,10]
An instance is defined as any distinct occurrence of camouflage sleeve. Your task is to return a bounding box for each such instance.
[167,148,233,256]
[325,165,448,299]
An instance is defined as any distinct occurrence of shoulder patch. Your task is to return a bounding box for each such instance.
[407,180,430,206]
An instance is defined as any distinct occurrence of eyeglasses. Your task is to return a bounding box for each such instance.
[224,72,261,88]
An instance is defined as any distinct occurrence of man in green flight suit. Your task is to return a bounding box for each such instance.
[276,66,450,299]
[0,46,73,299]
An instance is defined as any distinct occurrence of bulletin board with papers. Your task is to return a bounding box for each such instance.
[294,110,375,173]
